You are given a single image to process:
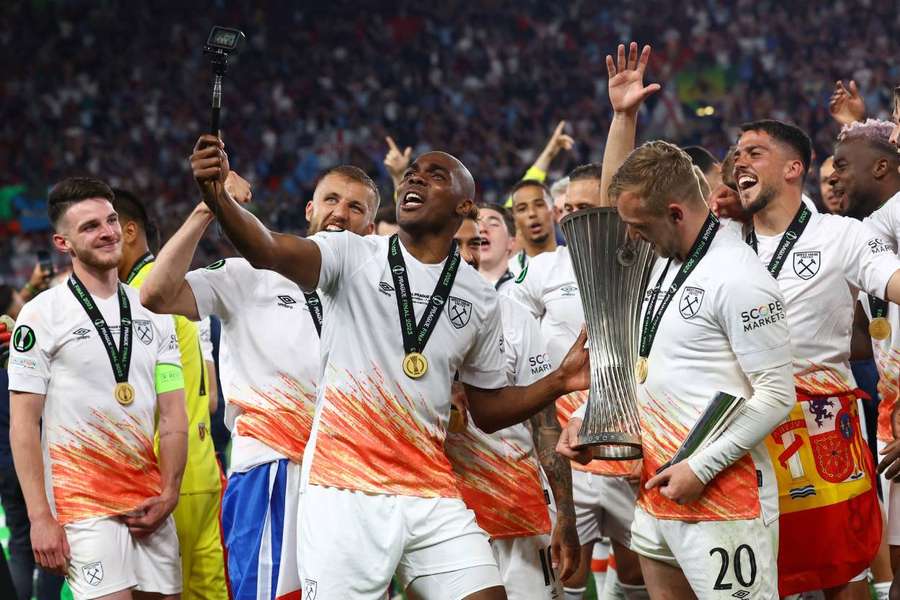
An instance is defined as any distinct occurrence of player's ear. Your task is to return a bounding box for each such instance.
[872,157,890,180]
[456,198,474,219]
[122,221,138,243]
[305,200,314,222]
[51,232,70,254]
[668,203,683,223]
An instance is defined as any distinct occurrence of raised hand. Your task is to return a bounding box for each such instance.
[829,80,866,126]
[384,136,412,185]
[607,42,661,116]
[542,121,575,160]
[190,135,230,208]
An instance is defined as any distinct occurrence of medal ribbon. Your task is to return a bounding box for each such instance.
[68,274,133,384]
[387,234,461,356]
[868,294,888,320]
[746,203,812,278]
[125,251,155,284]
[304,291,324,337]
[639,212,719,359]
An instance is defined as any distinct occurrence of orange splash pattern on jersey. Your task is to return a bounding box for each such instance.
[49,409,161,525]
[872,345,900,442]
[309,368,460,498]
[557,390,639,476]
[638,394,760,521]
[793,363,853,398]
[232,374,316,462]
[445,427,551,538]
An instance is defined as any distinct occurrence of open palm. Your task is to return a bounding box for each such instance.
[607,42,661,116]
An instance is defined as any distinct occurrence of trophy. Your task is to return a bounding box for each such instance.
[560,207,654,460]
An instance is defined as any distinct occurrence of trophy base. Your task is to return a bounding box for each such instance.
[575,432,642,460]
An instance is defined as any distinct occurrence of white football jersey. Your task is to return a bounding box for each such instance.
[507,250,529,281]
[303,232,506,498]
[637,226,791,524]
[186,258,319,473]
[506,246,635,476]
[445,295,552,538]
[749,211,900,394]
[864,190,900,249]
[7,283,180,525]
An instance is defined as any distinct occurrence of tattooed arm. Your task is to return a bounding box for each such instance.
[531,402,580,579]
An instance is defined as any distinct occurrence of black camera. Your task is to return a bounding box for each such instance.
[205,26,245,56]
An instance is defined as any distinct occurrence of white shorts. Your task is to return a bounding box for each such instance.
[630,506,778,599]
[299,485,501,599]
[568,471,636,547]
[492,535,562,600]
[65,515,181,600]
[877,439,900,546]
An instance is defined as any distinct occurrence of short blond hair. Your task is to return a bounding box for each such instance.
[608,141,705,213]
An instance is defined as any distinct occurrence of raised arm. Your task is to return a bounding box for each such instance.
[191,135,321,290]
[829,80,867,127]
[10,391,70,574]
[599,42,661,207]
[384,136,412,192]
[530,120,575,177]
[465,328,589,433]
[140,204,212,320]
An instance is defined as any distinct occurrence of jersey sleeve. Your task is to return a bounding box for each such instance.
[864,193,900,250]
[185,258,256,322]
[716,263,792,374]
[838,218,900,299]
[512,303,552,387]
[504,257,546,319]
[309,231,379,296]
[197,317,213,361]
[459,291,508,390]
[6,300,52,395]
[154,314,182,368]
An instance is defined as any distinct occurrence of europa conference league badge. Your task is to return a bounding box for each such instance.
[634,357,649,385]
[387,234,461,380]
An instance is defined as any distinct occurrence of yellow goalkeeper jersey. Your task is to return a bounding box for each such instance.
[129,259,221,495]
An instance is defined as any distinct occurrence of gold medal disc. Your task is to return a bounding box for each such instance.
[870,317,892,341]
[115,382,135,406]
[635,357,649,384]
[402,352,429,379]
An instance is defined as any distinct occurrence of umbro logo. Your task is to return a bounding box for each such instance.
[277,295,297,308]
[73,328,91,340]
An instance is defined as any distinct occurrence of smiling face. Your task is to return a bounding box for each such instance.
[477,206,513,269]
[52,198,123,269]
[510,183,553,246]
[395,151,474,236]
[732,130,800,215]
[306,172,377,236]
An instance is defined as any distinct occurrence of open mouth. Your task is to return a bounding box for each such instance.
[323,224,345,232]
[737,173,758,192]
[400,191,425,209]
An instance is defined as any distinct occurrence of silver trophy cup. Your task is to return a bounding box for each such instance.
[560,207,654,460]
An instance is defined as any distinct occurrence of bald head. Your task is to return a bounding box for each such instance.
[395,150,477,237]
[418,151,475,201]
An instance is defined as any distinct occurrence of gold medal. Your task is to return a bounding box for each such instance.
[634,357,649,384]
[870,317,892,341]
[402,352,428,379]
[114,382,135,406]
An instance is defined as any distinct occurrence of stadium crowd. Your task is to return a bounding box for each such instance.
[3,2,900,600]
[2,1,899,282]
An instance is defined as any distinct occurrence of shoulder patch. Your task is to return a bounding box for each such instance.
[205,259,226,270]
[515,264,529,284]
[12,325,36,352]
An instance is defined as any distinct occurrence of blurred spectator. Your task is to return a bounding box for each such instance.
[2,1,899,279]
